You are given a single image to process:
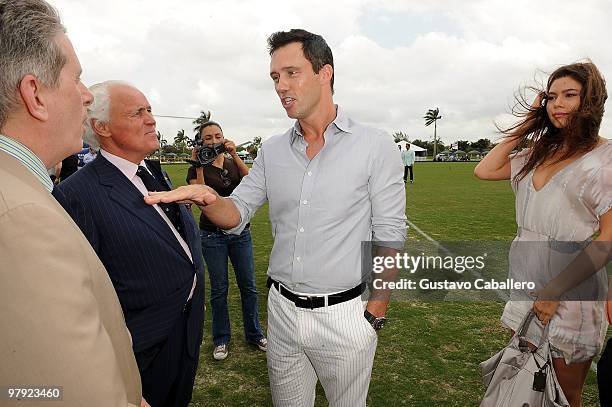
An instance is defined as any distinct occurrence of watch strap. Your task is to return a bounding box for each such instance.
[364,309,377,324]
[364,309,386,330]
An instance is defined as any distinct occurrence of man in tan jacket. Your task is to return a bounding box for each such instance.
[0,1,142,405]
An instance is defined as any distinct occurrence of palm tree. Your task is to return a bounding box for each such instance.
[393,131,408,144]
[174,129,187,155]
[247,136,262,158]
[156,131,165,161]
[424,107,442,159]
[192,110,211,133]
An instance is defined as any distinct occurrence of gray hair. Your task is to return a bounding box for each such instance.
[0,0,67,129]
[84,80,132,149]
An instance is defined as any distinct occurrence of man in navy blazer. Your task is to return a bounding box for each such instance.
[54,81,204,407]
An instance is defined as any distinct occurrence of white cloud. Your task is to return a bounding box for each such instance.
[51,0,612,145]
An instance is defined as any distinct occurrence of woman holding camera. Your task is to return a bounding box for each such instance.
[475,61,611,406]
[186,118,266,361]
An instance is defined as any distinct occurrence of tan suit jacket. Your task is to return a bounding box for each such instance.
[0,150,141,406]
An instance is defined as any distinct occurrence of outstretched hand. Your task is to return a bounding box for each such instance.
[144,185,218,208]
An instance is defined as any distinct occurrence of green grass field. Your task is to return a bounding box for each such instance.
[163,162,602,406]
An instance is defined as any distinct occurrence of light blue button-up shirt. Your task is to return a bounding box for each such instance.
[0,135,53,192]
[402,149,416,166]
[228,107,407,294]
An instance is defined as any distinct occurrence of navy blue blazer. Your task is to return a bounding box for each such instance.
[54,155,204,357]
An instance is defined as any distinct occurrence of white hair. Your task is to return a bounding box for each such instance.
[83,80,132,149]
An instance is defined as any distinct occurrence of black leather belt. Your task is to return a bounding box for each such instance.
[200,224,223,233]
[266,277,365,309]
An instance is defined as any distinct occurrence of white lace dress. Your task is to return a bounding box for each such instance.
[501,140,612,364]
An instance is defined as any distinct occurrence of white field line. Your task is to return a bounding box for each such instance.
[405,220,598,373]
[406,219,509,301]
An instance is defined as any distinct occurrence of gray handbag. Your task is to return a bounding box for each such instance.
[480,310,569,407]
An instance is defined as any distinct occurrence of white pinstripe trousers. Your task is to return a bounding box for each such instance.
[266,285,378,406]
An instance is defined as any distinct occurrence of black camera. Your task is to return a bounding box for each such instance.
[187,134,225,166]
[196,143,225,164]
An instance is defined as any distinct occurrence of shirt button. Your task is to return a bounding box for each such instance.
[307,171,312,176]
[302,200,308,205]
[299,227,304,232]
[296,256,301,262]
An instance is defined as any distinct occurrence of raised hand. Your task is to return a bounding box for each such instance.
[224,139,237,155]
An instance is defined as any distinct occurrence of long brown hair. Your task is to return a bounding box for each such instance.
[502,61,607,182]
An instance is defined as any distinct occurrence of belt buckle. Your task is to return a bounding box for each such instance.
[298,295,315,310]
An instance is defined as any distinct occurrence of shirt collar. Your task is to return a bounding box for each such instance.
[332,106,352,134]
[0,135,54,192]
[100,149,147,180]
[290,105,353,144]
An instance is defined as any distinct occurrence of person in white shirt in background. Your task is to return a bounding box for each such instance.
[401,142,416,183]
[82,145,97,165]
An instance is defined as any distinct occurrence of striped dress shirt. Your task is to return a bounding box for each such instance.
[0,135,53,192]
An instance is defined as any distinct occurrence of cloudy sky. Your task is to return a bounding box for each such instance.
[51,0,612,146]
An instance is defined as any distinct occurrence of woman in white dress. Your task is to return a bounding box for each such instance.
[475,61,612,406]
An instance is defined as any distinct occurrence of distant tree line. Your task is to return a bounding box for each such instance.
[153,109,264,159]
[406,138,493,157]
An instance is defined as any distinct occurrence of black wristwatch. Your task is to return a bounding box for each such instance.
[364,309,386,331]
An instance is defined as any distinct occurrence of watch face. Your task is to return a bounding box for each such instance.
[373,318,386,330]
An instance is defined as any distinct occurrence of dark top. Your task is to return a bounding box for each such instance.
[59,154,79,181]
[186,156,246,230]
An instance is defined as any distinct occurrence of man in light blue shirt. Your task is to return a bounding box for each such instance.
[402,142,416,183]
[146,29,406,406]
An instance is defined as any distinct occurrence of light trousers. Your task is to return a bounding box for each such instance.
[266,285,378,406]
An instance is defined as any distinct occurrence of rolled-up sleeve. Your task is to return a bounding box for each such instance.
[368,132,407,248]
[225,144,268,235]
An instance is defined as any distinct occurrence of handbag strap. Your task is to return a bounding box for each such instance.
[516,310,551,352]
[516,310,536,337]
